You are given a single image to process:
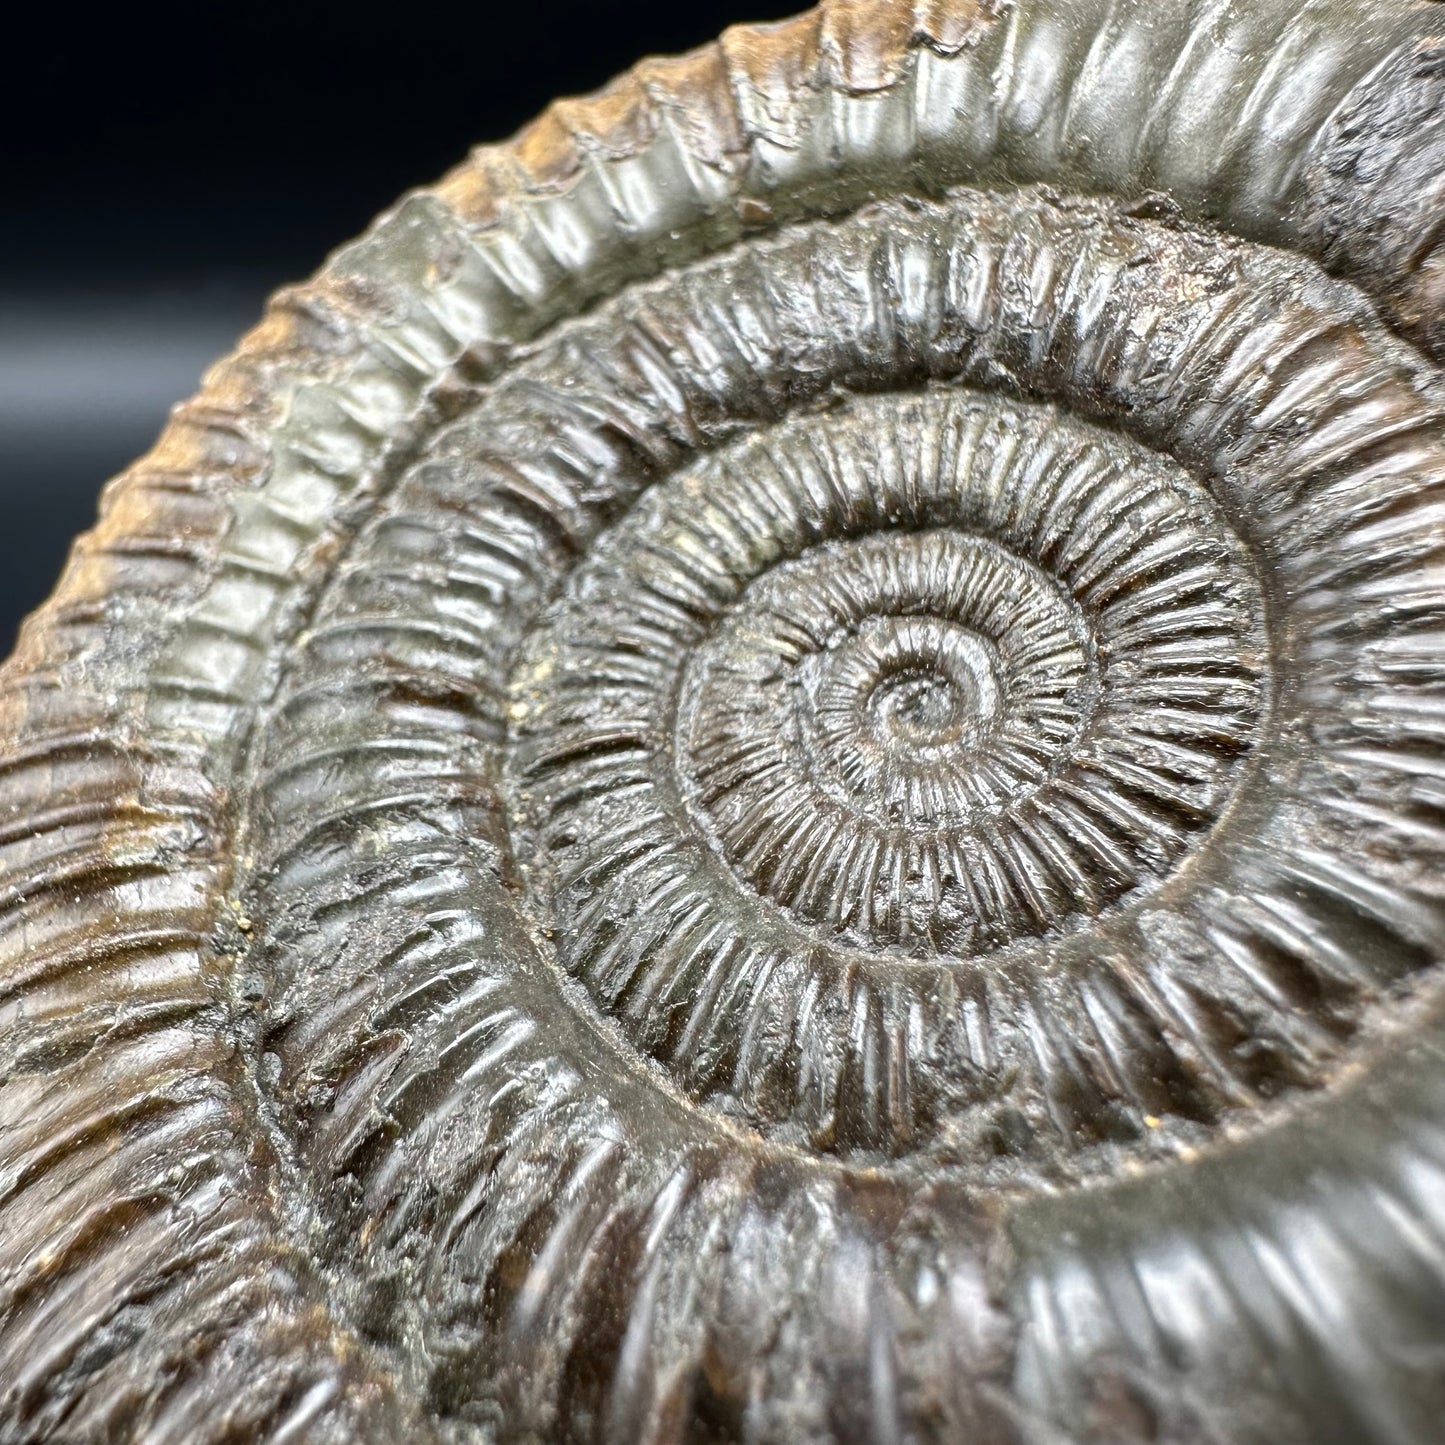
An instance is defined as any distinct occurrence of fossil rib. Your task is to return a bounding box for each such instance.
[4,2,1445,1442]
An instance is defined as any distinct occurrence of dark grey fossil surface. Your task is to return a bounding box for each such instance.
[4,1,1445,1441]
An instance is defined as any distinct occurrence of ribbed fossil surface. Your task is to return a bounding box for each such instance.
[6,1,1445,1441]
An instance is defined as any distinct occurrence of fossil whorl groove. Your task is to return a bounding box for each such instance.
[5,1,1445,1442]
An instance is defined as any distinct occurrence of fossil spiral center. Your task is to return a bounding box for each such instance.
[506,389,1269,1145]
[853,622,1001,752]
[677,529,1099,948]
[871,666,969,742]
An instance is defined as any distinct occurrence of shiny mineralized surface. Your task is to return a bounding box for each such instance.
[5,2,1445,1442]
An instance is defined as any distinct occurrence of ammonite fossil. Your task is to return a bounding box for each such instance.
[7,0,1445,1440]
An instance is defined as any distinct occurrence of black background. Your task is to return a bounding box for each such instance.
[2,0,800,654]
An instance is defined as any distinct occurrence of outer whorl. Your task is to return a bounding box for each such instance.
[5,2,1445,1442]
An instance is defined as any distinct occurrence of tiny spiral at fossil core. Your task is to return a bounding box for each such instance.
[6,1,1445,1441]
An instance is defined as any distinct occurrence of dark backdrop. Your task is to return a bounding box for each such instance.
[1,0,799,655]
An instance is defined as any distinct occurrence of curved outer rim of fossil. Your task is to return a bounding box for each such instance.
[5,0,1445,1440]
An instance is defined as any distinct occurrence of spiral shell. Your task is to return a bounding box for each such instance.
[6,2,1445,1441]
